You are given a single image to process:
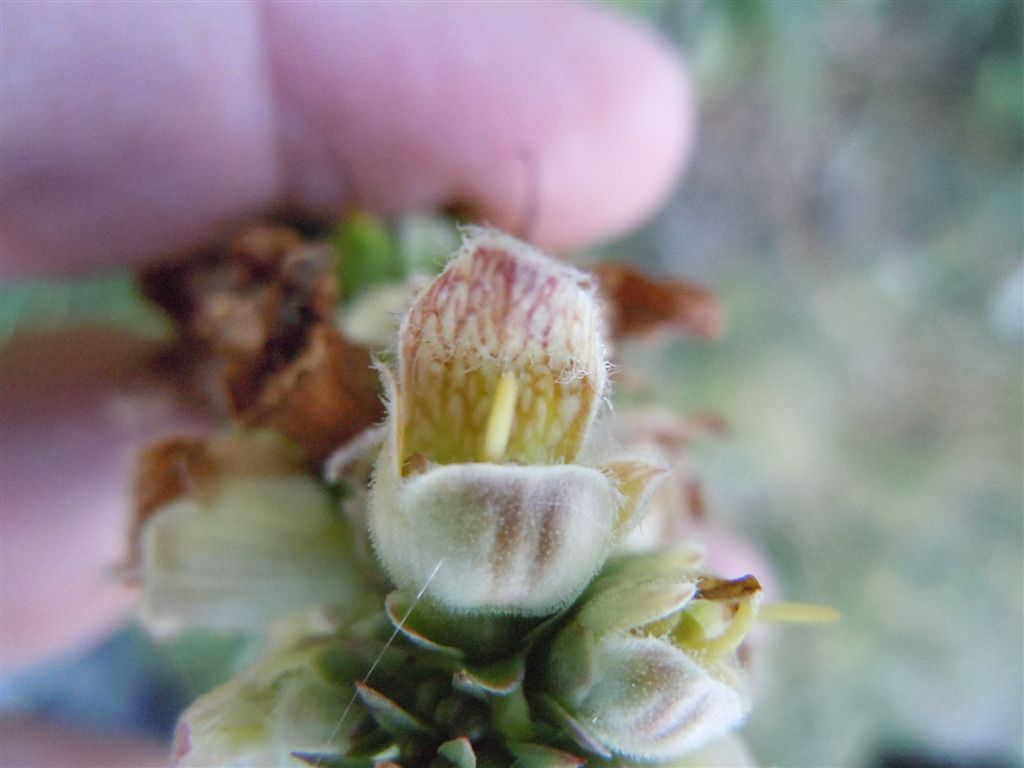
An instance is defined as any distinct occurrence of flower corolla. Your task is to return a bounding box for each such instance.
[369,230,664,615]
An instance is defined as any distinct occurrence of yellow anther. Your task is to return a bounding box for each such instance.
[482,372,518,463]
[758,602,840,624]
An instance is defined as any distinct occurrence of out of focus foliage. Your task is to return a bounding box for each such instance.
[605,1,1023,766]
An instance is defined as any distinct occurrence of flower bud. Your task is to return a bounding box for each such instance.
[542,553,762,761]
[136,433,376,637]
[369,230,664,614]
[172,639,366,767]
[557,634,746,761]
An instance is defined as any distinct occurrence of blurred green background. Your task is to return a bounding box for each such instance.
[2,1,1021,766]
[608,1,1023,765]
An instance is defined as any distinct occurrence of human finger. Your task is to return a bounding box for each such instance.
[0,328,211,672]
[1,1,692,277]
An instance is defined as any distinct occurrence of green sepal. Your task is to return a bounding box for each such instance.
[355,682,438,738]
[541,622,595,708]
[518,606,575,652]
[343,717,398,760]
[600,458,669,533]
[434,737,477,768]
[385,592,465,659]
[577,577,696,638]
[385,591,539,661]
[453,655,525,697]
[508,742,586,767]
[534,695,612,760]
[312,639,412,695]
[596,548,704,587]
[491,688,535,743]
[292,753,377,768]
[432,694,492,741]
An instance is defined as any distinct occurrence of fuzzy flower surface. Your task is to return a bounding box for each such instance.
[370,229,665,615]
[541,551,763,761]
[125,223,811,767]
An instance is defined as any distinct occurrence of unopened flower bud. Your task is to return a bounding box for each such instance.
[369,231,664,615]
[542,553,763,761]
[136,433,376,637]
[172,638,365,767]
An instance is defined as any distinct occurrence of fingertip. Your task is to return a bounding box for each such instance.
[477,6,696,251]
[264,2,695,251]
[1,2,694,277]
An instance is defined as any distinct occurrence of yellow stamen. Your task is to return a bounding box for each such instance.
[759,602,840,624]
[701,599,758,664]
[483,372,518,463]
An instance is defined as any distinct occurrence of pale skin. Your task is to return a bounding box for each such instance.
[0,2,693,763]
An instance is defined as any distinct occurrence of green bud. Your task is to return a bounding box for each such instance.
[138,434,376,637]
[172,638,366,767]
[542,555,763,761]
[332,211,402,299]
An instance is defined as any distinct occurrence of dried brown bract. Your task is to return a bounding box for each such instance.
[139,224,384,461]
[126,437,209,581]
[593,263,723,341]
[224,323,380,462]
[140,225,335,359]
[697,574,764,602]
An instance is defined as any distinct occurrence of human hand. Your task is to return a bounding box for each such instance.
[1,2,692,760]
[2,2,691,277]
